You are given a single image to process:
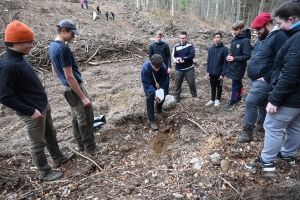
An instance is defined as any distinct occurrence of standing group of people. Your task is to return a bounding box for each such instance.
[80,0,88,10]
[0,19,97,181]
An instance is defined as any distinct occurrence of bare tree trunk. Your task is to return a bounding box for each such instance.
[258,0,265,14]
[236,0,241,21]
[171,0,174,16]
[214,0,219,27]
[146,0,149,11]
[205,0,210,20]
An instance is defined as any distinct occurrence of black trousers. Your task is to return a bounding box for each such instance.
[146,93,164,121]
[209,74,222,101]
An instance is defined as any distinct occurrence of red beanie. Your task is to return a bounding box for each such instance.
[251,12,271,29]
[4,21,34,43]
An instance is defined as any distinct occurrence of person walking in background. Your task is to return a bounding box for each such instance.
[80,0,84,10]
[205,31,228,107]
[97,6,101,15]
[172,31,199,102]
[84,0,88,9]
[111,12,115,20]
[141,54,169,131]
[246,0,300,171]
[0,21,75,181]
[105,11,109,21]
[149,31,171,94]
[48,19,97,155]
[225,21,252,111]
[238,12,288,143]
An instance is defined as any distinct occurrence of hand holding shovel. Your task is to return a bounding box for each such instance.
[152,72,164,101]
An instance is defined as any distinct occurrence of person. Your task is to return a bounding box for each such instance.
[48,19,97,154]
[246,0,300,172]
[97,6,101,15]
[80,0,84,10]
[141,54,168,131]
[0,21,75,181]
[225,21,252,111]
[105,11,109,21]
[111,12,115,20]
[84,0,88,9]
[238,12,288,143]
[205,32,228,107]
[172,31,198,102]
[149,31,171,94]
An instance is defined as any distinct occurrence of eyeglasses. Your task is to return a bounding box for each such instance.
[180,37,187,39]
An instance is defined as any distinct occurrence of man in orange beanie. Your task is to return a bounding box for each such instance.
[0,21,75,182]
[48,19,97,154]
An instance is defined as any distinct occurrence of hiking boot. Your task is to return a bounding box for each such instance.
[238,126,253,143]
[149,120,158,131]
[214,99,220,106]
[75,144,84,152]
[53,153,76,168]
[39,170,63,182]
[277,151,296,165]
[236,99,244,104]
[192,97,200,102]
[205,100,214,106]
[254,120,264,132]
[84,145,98,155]
[225,103,235,111]
[246,157,276,172]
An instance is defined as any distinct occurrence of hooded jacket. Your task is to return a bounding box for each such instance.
[269,25,300,108]
[149,40,171,68]
[206,42,228,77]
[226,29,252,80]
[247,30,288,83]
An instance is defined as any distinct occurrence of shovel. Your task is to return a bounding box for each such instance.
[152,72,164,100]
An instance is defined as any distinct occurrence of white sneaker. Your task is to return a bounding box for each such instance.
[214,99,220,106]
[205,100,214,106]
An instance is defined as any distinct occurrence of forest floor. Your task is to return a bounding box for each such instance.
[0,0,300,199]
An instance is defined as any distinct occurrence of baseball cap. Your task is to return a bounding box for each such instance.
[56,19,80,35]
[251,12,271,29]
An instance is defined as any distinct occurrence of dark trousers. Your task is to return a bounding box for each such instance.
[230,79,243,104]
[209,74,222,101]
[146,93,164,121]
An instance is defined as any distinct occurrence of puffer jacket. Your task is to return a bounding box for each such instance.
[226,29,252,80]
[206,42,228,77]
[269,25,300,108]
[149,40,171,68]
[247,30,288,83]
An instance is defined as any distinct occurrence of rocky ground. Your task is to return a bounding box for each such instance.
[0,0,300,199]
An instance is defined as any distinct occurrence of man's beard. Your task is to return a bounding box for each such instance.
[258,27,269,40]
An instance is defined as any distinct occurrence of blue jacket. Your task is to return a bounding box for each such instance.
[149,40,171,68]
[247,30,288,83]
[141,61,169,97]
[172,42,195,71]
[270,25,300,108]
[226,29,252,80]
[206,42,228,77]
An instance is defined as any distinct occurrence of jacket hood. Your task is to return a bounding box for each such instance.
[154,39,165,44]
[214,42,225,48]
[236,28,251,40]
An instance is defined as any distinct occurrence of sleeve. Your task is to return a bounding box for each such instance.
[269,39,300,106]
[149,44,154,61]
[141,63,156,96]
[221,47,229,77]
[172,45,177,63]
[0,65,35,116]
[234,39,251,62]
[182,44,195,61]
[165,43,171,68]
[158,64,169,94]
[206,47,211,73]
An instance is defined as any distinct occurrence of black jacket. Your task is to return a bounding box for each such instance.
[270,25,300,108]
[149,40,171,68]
[226,29,252,80]
[247,30,288,83]
[0,48,48,116]
[206,42,228,77]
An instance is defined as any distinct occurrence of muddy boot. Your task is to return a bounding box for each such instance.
[75,144,84,152]
[238,126,253,143]
[254,120,264,132]
[39,170,63,182]
[149,120,158,131]
[53,153,76,168]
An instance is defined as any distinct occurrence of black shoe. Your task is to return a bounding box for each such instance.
[246,157,276,172]
[40,170,63,182]
[53,153,76,168]
[149,120,158,131]
[277,151,296,165]
[75,144,84,152]
[238,126,253,143]
[84,145,98,154]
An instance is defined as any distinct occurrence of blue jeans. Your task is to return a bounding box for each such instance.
[230,79,243,104]
[174,68,197,99]
[20,104,64,175]
[262,106,300,163]
[244,80,270,127]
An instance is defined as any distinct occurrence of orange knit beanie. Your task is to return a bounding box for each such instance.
[4,21,34,42]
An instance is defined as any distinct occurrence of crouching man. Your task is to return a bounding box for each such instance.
[0,21,75,181]
[141,54,168,131]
